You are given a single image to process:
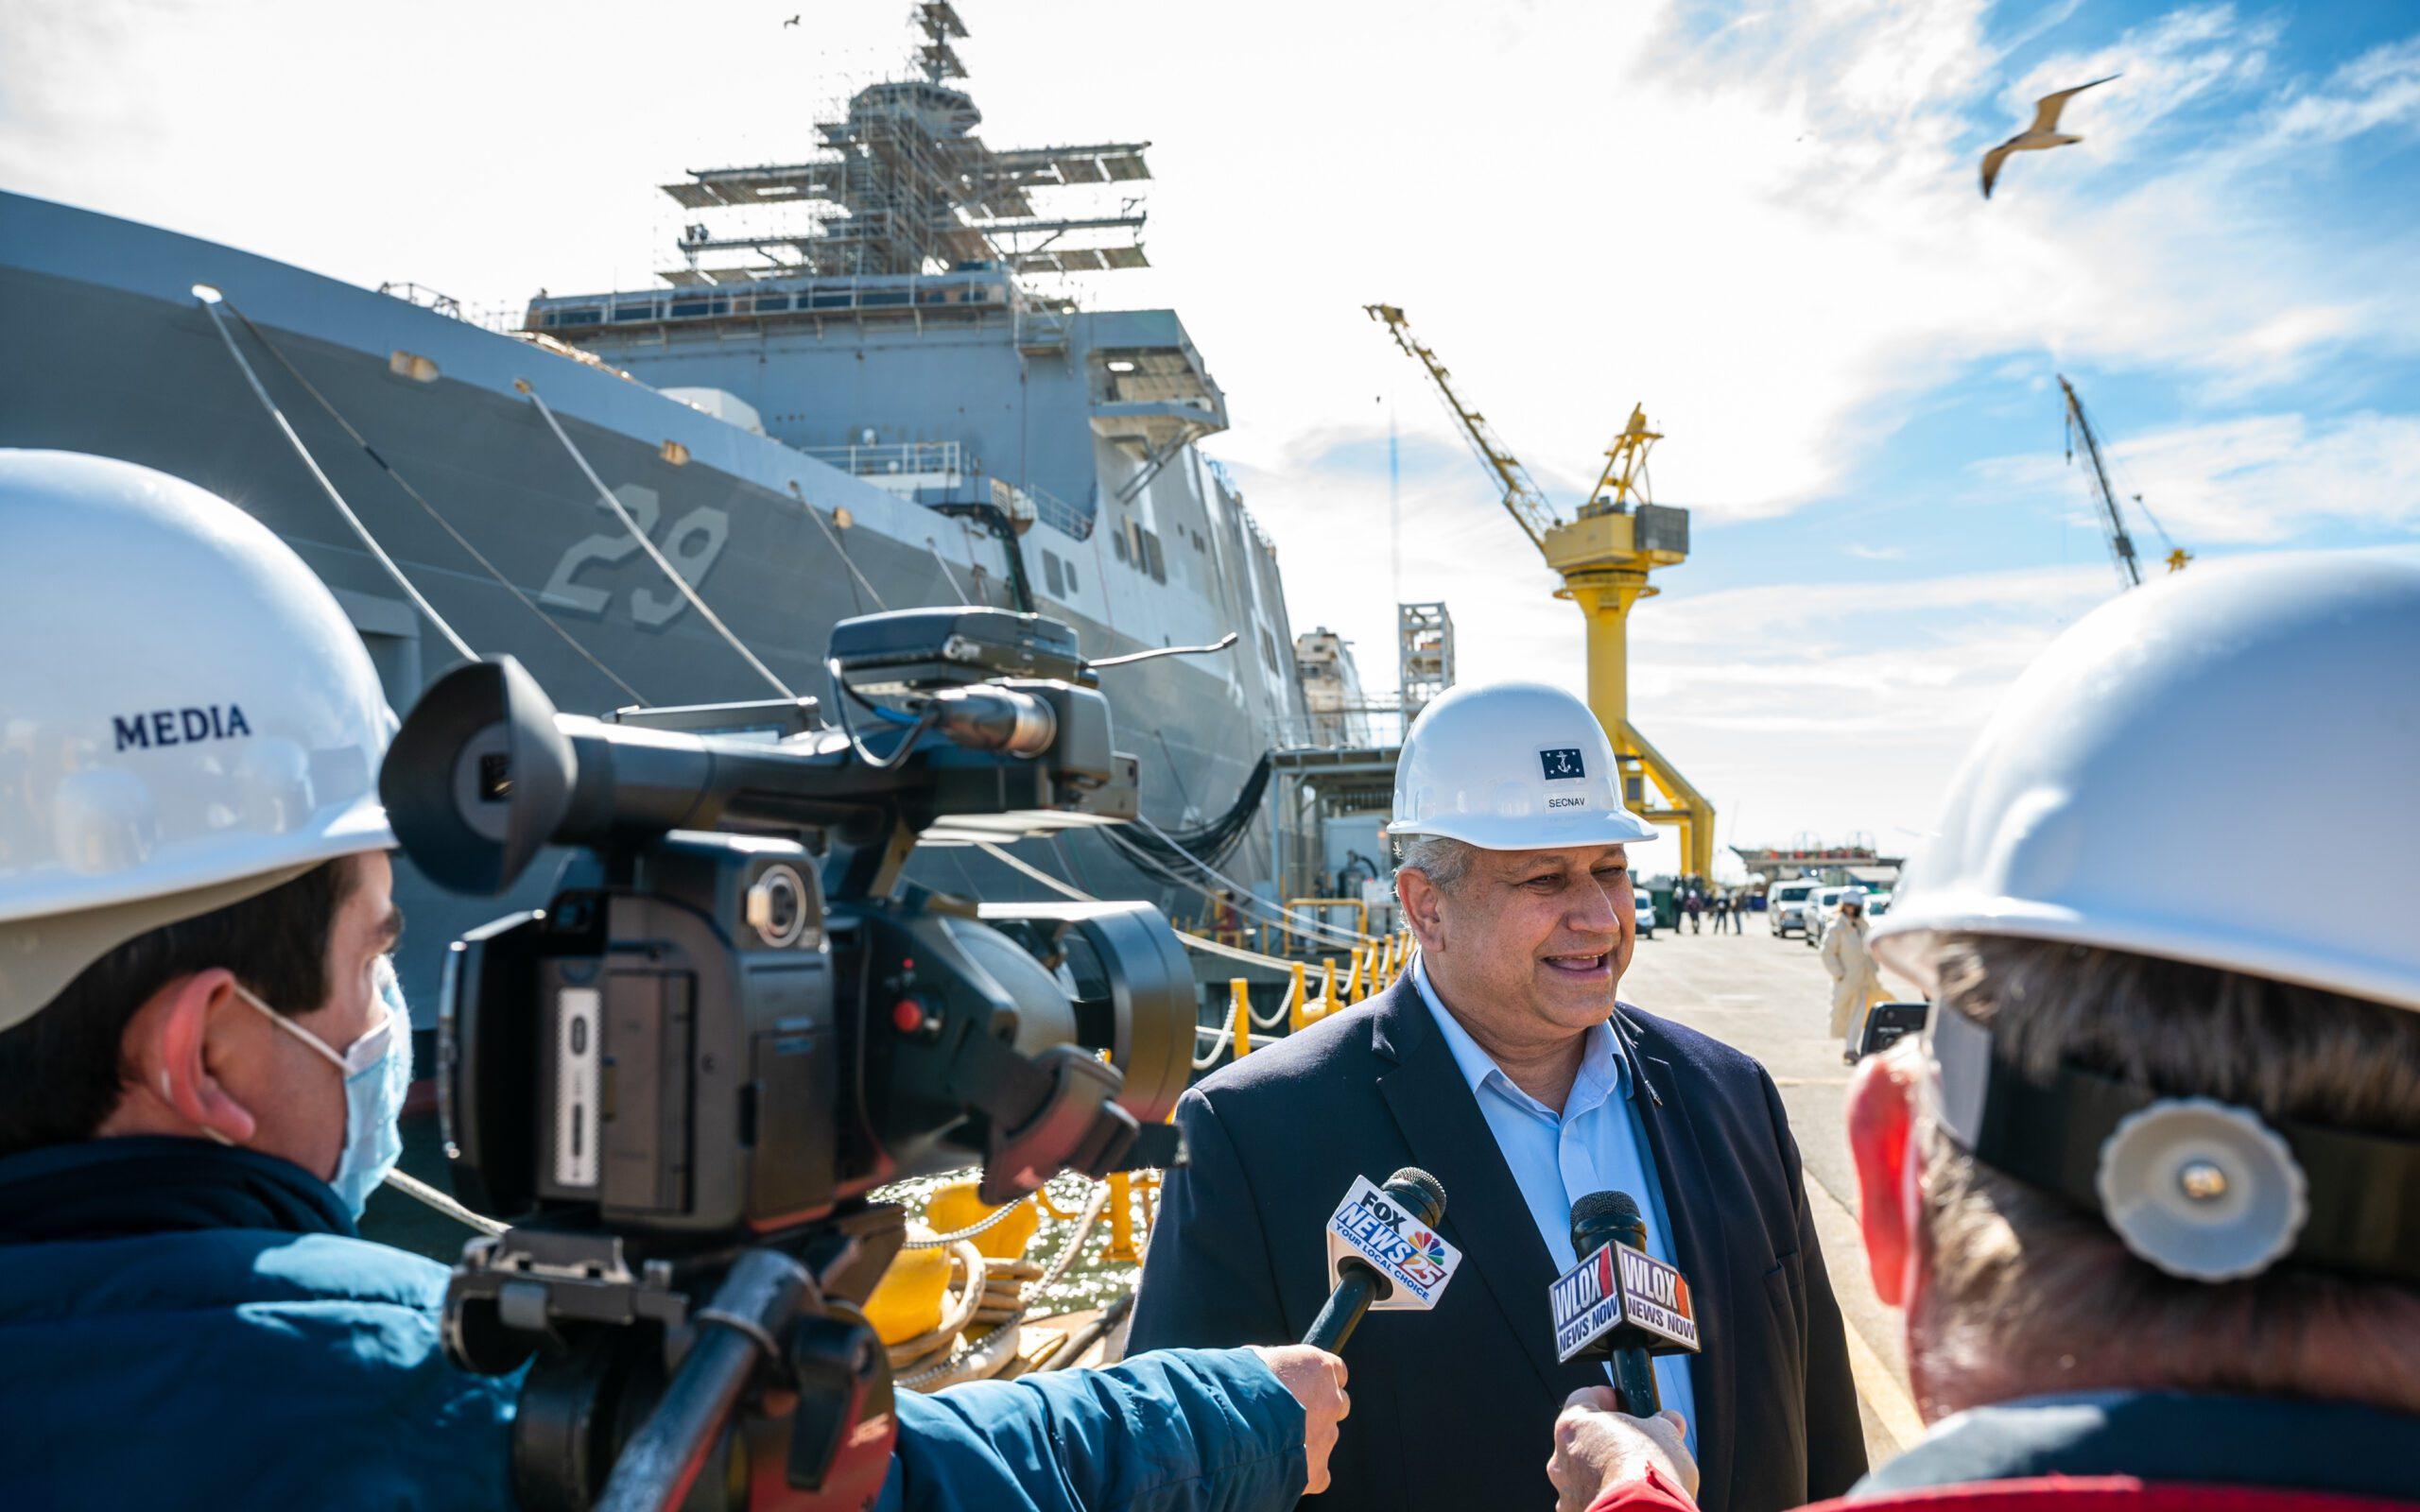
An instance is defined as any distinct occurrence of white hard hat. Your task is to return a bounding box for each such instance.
[1872,554,2420,1014]
[0,452,397,1022]
[1388,680,1656,850]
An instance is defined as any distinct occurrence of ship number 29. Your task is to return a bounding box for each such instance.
[542,484,732,630]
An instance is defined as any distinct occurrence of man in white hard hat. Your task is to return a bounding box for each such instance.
[0,451,1352,1511]
[1546,556,2420,1512]
[1132,679,1866,1512]
[0,450,518,1507]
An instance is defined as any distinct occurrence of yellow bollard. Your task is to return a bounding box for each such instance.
[1322,957,1340,1012]
[1286,962,1309,1033]
[1230,978,1252,1058]
[1104,1169,1141,1263]
[1346,946,1365,1001]
[926,1180,1039,1262]
[1380,935,1398,985]
[864,1238,953,1346]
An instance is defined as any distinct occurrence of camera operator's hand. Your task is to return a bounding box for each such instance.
[1549,1387,1699,1512]
[1248,1344,1350,1494]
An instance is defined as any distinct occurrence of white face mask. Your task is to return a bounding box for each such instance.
[219,955,414,1221]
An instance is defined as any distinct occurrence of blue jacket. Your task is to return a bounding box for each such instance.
[886,1350,1307,1512]
[0,1138,1305,1512]
[0,1137,520,1510]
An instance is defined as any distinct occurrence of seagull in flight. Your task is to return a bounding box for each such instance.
[1980,74,2118,198]
[782,13,801,26]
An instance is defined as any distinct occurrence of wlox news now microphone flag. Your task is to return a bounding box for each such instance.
[1551,1235,1702,1365]
[1323,1174,1464,1312]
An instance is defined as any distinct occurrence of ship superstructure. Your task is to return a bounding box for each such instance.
[0,3,1306,1009]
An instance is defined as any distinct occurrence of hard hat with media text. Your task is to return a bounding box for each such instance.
[0,451,398,1021]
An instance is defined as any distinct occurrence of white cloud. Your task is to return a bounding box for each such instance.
[2259,34,2420,150]
[1972,408,2420,543]
[7,0,2418,874]
[9,0,2417,529]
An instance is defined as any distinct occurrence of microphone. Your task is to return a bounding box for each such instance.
[1304,1166,1448,1352]
[1570,1191,1660,1413]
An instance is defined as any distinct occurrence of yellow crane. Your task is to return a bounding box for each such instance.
[1366,303,1717,881]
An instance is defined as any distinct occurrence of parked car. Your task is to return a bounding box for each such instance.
[1802,885,1858,948]
[1634,891,1658,938]
[1769,878,1821,937]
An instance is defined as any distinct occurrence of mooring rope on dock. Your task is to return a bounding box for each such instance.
[894,1180,1113,1390]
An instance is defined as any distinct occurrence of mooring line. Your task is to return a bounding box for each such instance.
[519,378,797,700]
[198,289,476,663]
[214,296,648,705]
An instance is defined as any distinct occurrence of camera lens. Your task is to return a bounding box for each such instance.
[746,864,812,949]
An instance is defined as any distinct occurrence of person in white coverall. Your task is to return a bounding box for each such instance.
[1820,893,1882,1062]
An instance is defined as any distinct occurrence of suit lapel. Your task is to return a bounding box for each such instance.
[1370,981,1575,1392]
[1620,1019,1740,1512]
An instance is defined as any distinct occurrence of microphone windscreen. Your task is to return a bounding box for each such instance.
[1383,1166,1447,1226]
[1572,1190,1641,1230]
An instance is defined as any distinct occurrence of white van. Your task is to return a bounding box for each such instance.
[1802,885,1858,948]
[1769,879,1822,937]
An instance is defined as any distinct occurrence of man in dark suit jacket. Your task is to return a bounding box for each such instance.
[1128,680,1866,1512]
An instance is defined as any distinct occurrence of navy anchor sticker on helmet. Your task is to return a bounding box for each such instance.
[1540,747,1586,781]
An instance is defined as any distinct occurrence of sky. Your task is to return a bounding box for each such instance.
[7,0,2419,879]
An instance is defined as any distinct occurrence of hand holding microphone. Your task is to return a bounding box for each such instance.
[1550,1387,1701,1512]
[1249,1344,1351,1495]
[1550,1189,1702,1417]
[1264,1166,1455,1492]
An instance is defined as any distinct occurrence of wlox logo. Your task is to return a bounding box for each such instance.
[1615,1245,1700,1351]
[1550,1240,1702,1362]
[112,704,252,752]
[1539,747,1586,782]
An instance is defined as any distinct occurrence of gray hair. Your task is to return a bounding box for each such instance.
[1392,833,1478,904]
[1910,934,2420,1415]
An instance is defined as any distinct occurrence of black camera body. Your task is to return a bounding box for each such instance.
[440,834,1195,1244]
[441,835,842,1236]
[377,610,1201,1506]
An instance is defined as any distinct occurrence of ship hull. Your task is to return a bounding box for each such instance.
[0,194,1296,1012]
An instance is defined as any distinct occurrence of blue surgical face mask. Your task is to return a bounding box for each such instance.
[229,955,413,1220]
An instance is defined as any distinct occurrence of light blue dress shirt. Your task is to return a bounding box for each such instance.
[1409,957,1699,1449]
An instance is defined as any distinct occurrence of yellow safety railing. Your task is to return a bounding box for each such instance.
[1283,897,1370,954]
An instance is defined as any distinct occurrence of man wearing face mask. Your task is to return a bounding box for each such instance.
[0,452,516,1508]
[0,452,1347,1512]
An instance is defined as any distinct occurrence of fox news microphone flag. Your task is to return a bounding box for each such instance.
[1305,1167,1458,1351]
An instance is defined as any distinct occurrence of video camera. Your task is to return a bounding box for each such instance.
[377,607,1199,1511]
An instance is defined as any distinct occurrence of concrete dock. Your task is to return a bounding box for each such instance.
[1619,919,1923,1470]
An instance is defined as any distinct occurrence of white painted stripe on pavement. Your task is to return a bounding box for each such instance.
[1799,1173,1927,1453]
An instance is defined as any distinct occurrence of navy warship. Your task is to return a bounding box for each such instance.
[0,3,1313,1012]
